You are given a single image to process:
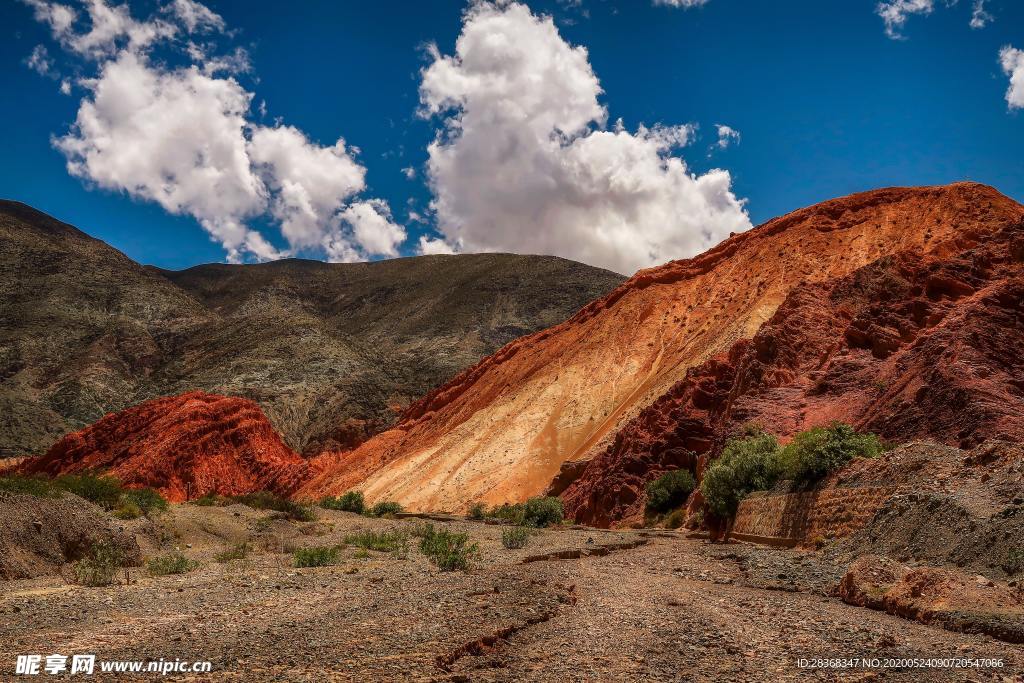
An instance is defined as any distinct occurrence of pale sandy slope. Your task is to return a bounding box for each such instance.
[298,183,1024,511]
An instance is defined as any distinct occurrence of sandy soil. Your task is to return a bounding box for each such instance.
[1,505,1021,681]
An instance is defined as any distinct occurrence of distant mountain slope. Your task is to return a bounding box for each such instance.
[296,183,1024,512]
[0,201,212,456]
[0,201,624,456]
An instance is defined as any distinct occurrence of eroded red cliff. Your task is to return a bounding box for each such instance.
[562,216,1024,526]
[18,392,313,502]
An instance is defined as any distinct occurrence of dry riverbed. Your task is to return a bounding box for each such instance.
[1,504,1021,681]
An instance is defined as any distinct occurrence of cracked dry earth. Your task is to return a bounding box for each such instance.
[1,506,1022,682]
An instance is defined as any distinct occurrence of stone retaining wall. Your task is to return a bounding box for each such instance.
[730,486,896,547]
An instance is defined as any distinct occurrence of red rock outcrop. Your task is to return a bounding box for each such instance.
[17,392,313,502]
[837,556,1024,643]
[562,214,1024,526]
[298,183,1024,511]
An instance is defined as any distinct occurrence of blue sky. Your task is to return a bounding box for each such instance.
[2,0,1023,272]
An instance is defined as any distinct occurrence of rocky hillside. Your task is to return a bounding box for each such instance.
[0,201,624,456]
[562,216,1024,525]
[297,183,1024,512]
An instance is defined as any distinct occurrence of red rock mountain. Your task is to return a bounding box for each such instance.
[298,183,1024,512]
[562,217,1024,526]
[18,392,312,502]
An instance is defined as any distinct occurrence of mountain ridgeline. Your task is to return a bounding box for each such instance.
[0,200,625,458]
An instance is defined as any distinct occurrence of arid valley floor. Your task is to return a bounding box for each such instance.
[1,500,1022,682]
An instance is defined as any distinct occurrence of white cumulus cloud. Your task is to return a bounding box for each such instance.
[876,0,934,39]
[970,0,992,28]
[417,235,457,255]
[23,0,403,264]
[1001,46,1024,110]
[653,0,709,7]
[25,44,55,76]
[418,1,750,275]
[714,124,740,150]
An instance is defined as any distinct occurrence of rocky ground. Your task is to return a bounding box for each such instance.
[1,504,1022,681]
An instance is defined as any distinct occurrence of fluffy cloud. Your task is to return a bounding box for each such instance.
[714,124,740,150]
[168,0,224,33]
[876,0,934,39]
[877,0,995,37]
[25,44,55,76]
[24,0,402,263]
[652,0,709,7]
[417,235,456,256]
[419,1,750,274]
[969,0,992,28]
[1001,46,1024,110]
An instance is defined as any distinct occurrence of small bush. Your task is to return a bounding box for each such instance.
[343,530,410,555]
[293,546,340,568]
[522,497,564,528]
[501,527,530,549]
[192,494,227,507]
[419,527,478,571]
[409,521,434,538]
[230,491,315,521]
[320,491,365,514]
[1003,547,1024,576]
[366,501,403,518]
[71,540,124,587]
[664,509,686,529]
[147,553,198,576]
[121,487,168,517]
[467,502,486,520]
[779,423,883,485]
[54,474,125,510]
[0,474,61,497]
[489,503,525,525]
[215,543,252,563]
[112,500,143,520]
[700,430,783,520]
[645,469,697,514]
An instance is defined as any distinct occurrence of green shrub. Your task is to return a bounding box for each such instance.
[645,469,697,514]
[215,543,252,563]
[191,494,227,506]
[112,500,143,520]
[293,546,340,568]
[419,527,478,571]
[343,530,410,554]
[522,496,564,528]
[54,474,125,510]
[147,552,197,576]
[121,488,168,517]
[0,474,61,497]
[230,491,315,521]
[409,521,435,538]
[665,509,686,529]
[501,527,530,549]
[467,502,486,520]
[71,540,124,587]
[489,502,525,525]
[779,423,883,485]
[700,430,783,520]
[366,501,403,518]
[320,491,365,514]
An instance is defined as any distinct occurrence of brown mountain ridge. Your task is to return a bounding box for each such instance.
[0,200,624,458]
